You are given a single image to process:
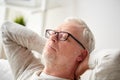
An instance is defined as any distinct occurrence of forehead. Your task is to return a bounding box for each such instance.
[56,21,83,35]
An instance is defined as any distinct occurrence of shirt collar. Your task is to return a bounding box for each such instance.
[39,72,70,80]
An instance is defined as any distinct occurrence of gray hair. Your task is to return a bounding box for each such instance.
[64,17,95,53]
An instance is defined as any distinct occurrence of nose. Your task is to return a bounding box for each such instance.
[49,33,58,43]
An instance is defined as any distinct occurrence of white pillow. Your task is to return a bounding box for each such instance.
[0,59,14,80]
[88,49,120,80]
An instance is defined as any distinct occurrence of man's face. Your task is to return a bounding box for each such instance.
[42,21,84,66]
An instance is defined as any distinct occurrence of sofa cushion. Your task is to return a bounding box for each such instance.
[82,49,120,80]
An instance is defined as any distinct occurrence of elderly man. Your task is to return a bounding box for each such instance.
[1,18,95,80]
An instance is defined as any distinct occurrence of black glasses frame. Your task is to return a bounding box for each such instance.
[45,29,85,49]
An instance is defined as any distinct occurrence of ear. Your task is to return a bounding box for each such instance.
[76,50,88,62]
[76,55,83,62]
[82,50,88,60]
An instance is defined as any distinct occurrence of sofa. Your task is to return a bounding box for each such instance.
[81,49,120,80]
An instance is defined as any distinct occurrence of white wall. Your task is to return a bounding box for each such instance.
[45,0,76,29]
[0,5,6,27]
[75,0,120,50]
[46,0,120,50]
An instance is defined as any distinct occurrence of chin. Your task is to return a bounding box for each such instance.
[41,50,56,66]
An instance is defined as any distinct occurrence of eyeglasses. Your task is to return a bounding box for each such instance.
[45,29,85,49]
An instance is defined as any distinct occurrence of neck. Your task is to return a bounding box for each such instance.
[43,63,78,80]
